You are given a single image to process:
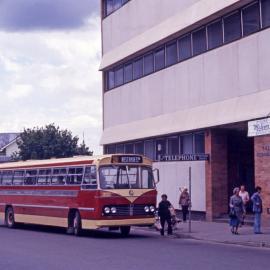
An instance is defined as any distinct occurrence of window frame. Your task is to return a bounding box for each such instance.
[37,168,52,185]
[1,170,13,186]
[51,167,68,186]
[133,57,144,80]
[67,166,84,185]
[114,65,124,87]
[124,62,133,83]
[82,165,98,189]
[178,33,192,62]
[167,136,180,156]
[223,10,242,44]
[103,0,130,18]
[207,19,224,50]
[143,52,154,76]
[241,1,261,37]
[181,133,194,154]
[192,26,207,56]
[107,69,115,91]
[24,169,38,186]
[13,170,25,186]
[154,46,165,72]
[165,40,178,67]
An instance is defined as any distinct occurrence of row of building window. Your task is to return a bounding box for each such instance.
[105,132,205,161]
[105,0,270,91]
[103,0,130,17]
[0,166,97,187]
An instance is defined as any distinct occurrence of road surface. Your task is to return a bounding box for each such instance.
[0,222,269,270]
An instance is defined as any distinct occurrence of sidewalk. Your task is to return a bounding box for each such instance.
[173,221,270,248]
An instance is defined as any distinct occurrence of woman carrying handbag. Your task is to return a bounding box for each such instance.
[229,187,244,235]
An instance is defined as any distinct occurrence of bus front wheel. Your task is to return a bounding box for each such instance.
[73,211,82,236]
[5,207,16,228]
[120,226,130,237]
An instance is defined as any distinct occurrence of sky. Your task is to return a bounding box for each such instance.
[0,0,102,154]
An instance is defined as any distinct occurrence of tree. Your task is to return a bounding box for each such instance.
[14,124,93,160]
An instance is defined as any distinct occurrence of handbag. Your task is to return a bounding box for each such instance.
[154,220,162,231]
[229,208,236,218]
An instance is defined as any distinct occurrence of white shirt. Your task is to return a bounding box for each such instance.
[239,190,250,204]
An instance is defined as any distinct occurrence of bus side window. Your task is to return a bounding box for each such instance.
[37,169,51,185]
[1,170,13,185]
[13,170,25,185]
[67,167,83,185]
[82,166,97,189]
[51,168,67,185]
[24,170,38,185]
[141,167,154,189]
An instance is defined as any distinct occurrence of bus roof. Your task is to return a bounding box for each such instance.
[0,154,152,170]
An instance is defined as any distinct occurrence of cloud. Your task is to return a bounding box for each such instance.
[0,15,103,154]
[7,84,33,99]
[0,0,99,32]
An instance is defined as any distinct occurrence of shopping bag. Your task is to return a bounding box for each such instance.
[154,219,162,231]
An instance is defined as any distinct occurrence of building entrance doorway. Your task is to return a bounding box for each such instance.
[227,129,254,212]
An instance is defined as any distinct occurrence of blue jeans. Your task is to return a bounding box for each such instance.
[254,212,261,233]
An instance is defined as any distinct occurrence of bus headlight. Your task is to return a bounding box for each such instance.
[150,206,155,212]
[104,207,111,214]
[144,206,150,213]
[111,207,117,214]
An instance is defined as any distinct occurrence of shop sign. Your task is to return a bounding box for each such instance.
[256,144,270,158]
[248,118,270,137]
[158,154,209,162]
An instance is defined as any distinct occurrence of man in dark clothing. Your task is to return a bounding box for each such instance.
[158,194,172,236]
[251,186,263,234]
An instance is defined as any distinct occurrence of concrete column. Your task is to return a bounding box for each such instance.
[205,129,228,221]
[254,135,270,226]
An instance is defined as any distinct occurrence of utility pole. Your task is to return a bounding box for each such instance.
[188,166,192,233]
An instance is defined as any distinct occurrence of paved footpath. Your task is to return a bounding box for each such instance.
[172,221,270,248]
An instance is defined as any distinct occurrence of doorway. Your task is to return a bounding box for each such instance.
[227,129,254,212]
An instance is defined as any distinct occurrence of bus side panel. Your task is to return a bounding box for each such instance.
[0,185,82,227]
[77,190,100,220]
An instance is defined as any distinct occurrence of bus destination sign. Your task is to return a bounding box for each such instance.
[114,155,143,164]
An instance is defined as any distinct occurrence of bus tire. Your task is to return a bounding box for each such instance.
[73,211,82,236]
[120,226,130,237]
[5,206,16,228]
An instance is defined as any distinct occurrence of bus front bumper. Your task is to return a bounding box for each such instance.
[82,217,155,230]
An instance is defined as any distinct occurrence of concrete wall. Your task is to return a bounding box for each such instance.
[104,28,270,129]
[102,0,200,54]
[154,161,206,211]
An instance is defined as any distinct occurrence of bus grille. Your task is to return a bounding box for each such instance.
[114,205,153,217]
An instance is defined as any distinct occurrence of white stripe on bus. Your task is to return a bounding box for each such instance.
[0,203,94,212]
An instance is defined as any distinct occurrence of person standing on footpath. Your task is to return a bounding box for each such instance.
[239,185,249,225]
[251,186,263,234]
[179,187,190,222]
[229,187,244,235]
[158,194,173,236]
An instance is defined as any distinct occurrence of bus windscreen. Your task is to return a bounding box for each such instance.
[99,165,154,189]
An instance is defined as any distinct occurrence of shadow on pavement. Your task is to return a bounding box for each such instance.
[0,223,152,239]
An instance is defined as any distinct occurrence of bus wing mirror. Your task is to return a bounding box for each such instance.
[153,168,160,185]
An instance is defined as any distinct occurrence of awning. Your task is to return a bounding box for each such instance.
[100,89,270,145]
[100,0,242,70]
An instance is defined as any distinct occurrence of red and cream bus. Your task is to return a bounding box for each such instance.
[0,154,158,236]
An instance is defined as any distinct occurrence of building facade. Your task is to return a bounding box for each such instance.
[0,133,20,163]
[100,0,270,223]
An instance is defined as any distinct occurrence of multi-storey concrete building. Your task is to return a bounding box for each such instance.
[100,0,270,222]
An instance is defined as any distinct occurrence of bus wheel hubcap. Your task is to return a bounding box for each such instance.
[8,213,13,224]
